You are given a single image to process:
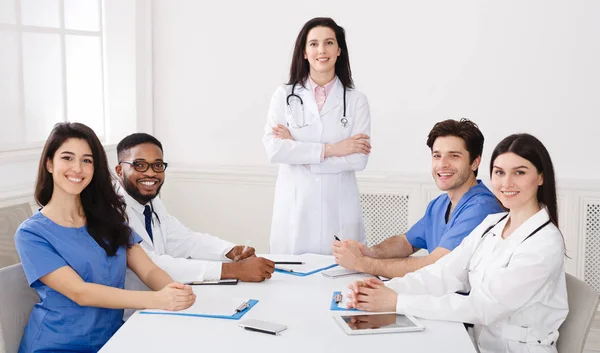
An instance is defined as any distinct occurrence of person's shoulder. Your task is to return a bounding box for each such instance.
[15,212,48,241]
[150,196,169,215]
[518,219,565,260]
[346,87,368,102]
[479,211,509,225]
[426,192,449,208]
[275,83,298,94]
[464,182,503,208]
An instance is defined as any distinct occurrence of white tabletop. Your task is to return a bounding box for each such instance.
[100,255,477,353]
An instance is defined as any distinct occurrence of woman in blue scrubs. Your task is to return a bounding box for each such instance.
[15,122,196,353]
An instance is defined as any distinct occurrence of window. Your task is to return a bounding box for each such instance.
[0,0,105,151]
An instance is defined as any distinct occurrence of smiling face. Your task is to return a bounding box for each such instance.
[116,143,165,205]
[46,138,94,197]
[304,26,341,78]
[491,152,544,211]
[431,136,479,192]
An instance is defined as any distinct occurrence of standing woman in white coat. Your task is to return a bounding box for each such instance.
[348,133,568,353]
[263,17,371,255]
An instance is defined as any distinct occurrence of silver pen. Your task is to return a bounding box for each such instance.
[235,301,249,313]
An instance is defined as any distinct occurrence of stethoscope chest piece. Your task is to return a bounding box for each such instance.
[341,117,348,127]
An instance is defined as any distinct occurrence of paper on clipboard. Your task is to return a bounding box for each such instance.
[330,291,358,311]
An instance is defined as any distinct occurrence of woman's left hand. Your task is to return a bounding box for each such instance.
[272,124,294,140]
[348,277,398,312]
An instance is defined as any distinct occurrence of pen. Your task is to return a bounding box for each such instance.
[242,240,250,254]
[273,261,304,265]
[334,235,341,241]
[235,301,249,313]
[276,267,295,272]
[235,240,251,261]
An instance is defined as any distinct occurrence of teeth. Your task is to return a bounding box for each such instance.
[439,173,453,176]
[141,181,156,186]
[67,177,82,183]
[503,191,518,195]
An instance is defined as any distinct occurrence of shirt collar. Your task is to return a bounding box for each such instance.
[115,182,149,215]
[308,76,337,97]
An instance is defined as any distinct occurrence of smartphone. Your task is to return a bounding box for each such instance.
[184,278,238,285]
[238,319,288,335]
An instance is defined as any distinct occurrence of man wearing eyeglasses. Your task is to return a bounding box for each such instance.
[115,133,275,319]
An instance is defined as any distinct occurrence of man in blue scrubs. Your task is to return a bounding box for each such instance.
[333,119,503,278]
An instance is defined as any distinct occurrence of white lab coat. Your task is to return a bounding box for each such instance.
[116,185,235,319]
[385,209,568,353]
[263,78,370,255]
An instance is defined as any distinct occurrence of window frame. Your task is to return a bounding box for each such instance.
[0,0,107,152]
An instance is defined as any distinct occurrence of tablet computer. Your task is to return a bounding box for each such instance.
[322,267,361,278]
[333,312,425,335]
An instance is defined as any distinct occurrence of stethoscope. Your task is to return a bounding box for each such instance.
[468,214,551,272]
[286,83,347,128]
[149,200,161,225]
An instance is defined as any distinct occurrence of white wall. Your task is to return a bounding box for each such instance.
[152,0,600,181]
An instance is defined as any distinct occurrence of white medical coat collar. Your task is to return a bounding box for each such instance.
[115,182,163,248]
[296,76,343,117]
[115,182,150,215]
[487,207,551,246]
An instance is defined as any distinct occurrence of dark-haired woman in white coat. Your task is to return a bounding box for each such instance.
[263,17,371,255]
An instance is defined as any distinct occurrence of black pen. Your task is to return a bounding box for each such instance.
[334,235,341,241]
[273,261,304,265]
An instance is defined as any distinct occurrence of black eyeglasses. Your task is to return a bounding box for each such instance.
[119,160,168,173]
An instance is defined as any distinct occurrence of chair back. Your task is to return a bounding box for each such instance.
[0,203,32,268]
[0,263,39,353]
[557,273,600,353]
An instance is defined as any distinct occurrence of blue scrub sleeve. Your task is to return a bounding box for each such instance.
[437,202,500,251]
[14,227,69,288]
[130,230,143,245]
[405,216,428,250]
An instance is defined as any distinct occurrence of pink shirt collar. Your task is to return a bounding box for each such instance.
[308,76,337,111]
[308,76,337,96]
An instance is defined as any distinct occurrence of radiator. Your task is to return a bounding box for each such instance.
[360,193,410,247]
[584,201,600,292]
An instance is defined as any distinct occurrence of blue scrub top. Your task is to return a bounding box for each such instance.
[14,211,142,353]
[406,180,503,253]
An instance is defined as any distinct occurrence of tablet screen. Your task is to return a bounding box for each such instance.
[340,314,417,331]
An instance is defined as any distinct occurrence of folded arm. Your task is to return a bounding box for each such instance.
[263,86,323,165]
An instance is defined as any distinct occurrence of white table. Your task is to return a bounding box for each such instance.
[100,255,477,353]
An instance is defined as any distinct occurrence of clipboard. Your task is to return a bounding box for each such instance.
[275,263,338,277]
[330,291,358,311]
[139,299,259,320]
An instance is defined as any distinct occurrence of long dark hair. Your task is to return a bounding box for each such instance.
[287,17,353,88]
[35,122,132,256]
[490,133,558,227]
